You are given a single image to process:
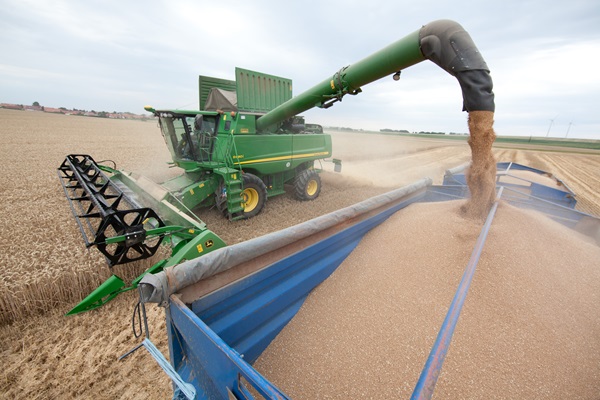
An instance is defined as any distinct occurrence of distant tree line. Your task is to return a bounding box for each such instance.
[0,101,149,120]
[382,129,468,135]
[306,125,468,135]
[325,126,366,132]
[380,128,410,133]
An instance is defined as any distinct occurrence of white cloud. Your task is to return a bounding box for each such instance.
[1,0,599,138]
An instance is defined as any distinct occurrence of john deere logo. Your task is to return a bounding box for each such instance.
[205,240,214,248]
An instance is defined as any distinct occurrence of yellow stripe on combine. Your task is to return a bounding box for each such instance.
[235,151,330,165]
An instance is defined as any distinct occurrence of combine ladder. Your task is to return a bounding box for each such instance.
[213,167,245,220]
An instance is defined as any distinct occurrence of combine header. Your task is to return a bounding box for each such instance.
[58,154,166,266]
[57,154,226,314]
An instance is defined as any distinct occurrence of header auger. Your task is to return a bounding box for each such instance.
[58,19,495,315]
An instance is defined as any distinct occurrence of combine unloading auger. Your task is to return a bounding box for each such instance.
[255,19,494,131]
[255,19,497,216]
[59,19,496,316]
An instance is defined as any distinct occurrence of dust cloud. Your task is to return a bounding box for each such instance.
[323,130,471,188]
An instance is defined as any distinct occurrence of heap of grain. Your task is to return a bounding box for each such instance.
[252,200,600,399]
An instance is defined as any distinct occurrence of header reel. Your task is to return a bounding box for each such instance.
[57,154,227,315]
[57,154,166,266]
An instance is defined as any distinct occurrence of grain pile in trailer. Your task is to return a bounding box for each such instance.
[252,201,600,399]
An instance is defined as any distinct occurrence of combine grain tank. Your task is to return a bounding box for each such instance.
[132,162,599,400]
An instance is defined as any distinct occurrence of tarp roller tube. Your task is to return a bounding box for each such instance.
[139,178,432,305]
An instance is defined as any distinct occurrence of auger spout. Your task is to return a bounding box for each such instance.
[419,19,494,112]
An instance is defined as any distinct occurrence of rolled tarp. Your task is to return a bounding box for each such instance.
[139,178,432,305]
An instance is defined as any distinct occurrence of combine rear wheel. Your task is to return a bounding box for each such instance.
[239,173,267,219]
[294,169,321,201]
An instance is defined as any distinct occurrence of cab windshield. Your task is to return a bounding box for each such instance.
[159,114,217,162]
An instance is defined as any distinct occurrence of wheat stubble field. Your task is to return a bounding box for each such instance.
[1,108,599,399]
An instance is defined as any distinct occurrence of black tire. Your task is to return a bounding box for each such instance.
[294,169,321,201]
[238,173,267,219]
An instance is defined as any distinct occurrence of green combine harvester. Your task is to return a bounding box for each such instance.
[57,68,338,315]
[145,68,337,220]
[58,19,495,317]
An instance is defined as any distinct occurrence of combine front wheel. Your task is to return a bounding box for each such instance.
[294,169,321,201]
[240,173,267,218]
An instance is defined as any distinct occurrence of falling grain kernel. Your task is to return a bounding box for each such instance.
[461,110,497,219]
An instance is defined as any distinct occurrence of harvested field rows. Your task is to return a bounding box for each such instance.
[0,109,599,399]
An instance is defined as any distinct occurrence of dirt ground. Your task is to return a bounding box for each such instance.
[0,109,599,399]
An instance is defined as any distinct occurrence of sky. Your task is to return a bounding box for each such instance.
[1,0,599,139]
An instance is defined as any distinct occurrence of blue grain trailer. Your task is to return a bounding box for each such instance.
[130,162,599,400]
